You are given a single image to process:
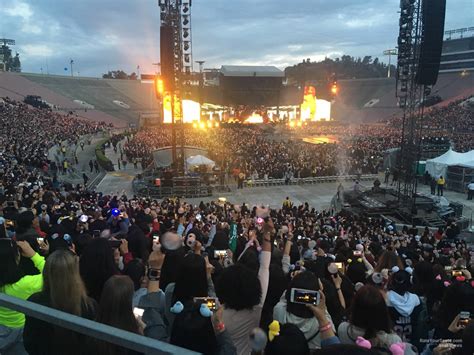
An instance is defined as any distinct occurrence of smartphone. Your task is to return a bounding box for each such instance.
[37,237,44,244]
[335,262,344,274]
[107,240,122,249]
[458,311,470,328]
[133,307,144,319]
[452,270,464,277]
[214,250,227,258]
[290,288,320,305]
[93,230,101,238]
[193,297,218,311]
[196,213,202,221]
[353,250,363,257]
[444,266,453,271]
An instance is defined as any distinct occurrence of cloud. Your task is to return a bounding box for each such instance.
[0,0,471,76]
[20,44,54,57]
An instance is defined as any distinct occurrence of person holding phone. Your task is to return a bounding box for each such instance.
[216,224,271,355]
[0,239,45,355]
[23,250,97,355]
[94,275,144,355]
[273,271,335,350]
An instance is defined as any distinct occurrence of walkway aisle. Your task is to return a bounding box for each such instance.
[95,138,142,196]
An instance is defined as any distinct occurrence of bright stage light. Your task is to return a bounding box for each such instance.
[289,121,295,128]
[244,112,263,124]
[331,83,338,95]
[154,77,165,98]
[214,121,219,128]
[163,96,201,123]
[192,122,197,128]
[207,121,213,128]
[199,122,205,129]
[296,121,302,127]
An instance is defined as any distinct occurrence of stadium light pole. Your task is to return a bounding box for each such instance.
[70,59,74,77]
[383,49,397,78]
[195,60,205,121]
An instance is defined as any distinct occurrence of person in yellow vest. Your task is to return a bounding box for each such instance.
[437,175,445,196]
[282,196,293,210]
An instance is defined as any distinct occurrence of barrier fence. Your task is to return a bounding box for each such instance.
[0,293,198,355]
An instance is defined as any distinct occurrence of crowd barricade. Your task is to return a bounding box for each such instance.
[244,174,377,188]
[0,293,197,355]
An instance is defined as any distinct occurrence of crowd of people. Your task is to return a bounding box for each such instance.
[0,97,109,192]
[1,94,473,355]
[1,187,473,355]
[122,96,473,181]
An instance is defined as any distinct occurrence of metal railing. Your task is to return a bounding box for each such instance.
[0,293,198,355]
[244,174,378,188]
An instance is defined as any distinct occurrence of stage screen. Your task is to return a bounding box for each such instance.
[163,93,201,123]
[300,86,331,121]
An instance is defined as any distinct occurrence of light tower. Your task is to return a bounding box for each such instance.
[158,0,193,175]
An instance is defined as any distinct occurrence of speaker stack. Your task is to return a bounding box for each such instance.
[160,25,174,88]
[416,0,447,86]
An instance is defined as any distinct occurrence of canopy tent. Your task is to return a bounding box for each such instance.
[425,149,474,178]
[458,160,474,169]
[186,155,215,168]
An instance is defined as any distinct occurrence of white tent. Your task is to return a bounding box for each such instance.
[186,155,215,167]
[426,149,474,178]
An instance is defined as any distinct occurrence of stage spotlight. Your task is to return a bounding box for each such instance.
[297,121,302,127]
[184,42,190,51]
[331,83,338,95]
[192,122,197,128]
[183,5,189,13]
[289,121,295,128]
[207,121,212,128]
[154,77,165,98]
[183,16,189,25]
[183,30,189,38]
[199,122,205,129]
[215,121,219,128]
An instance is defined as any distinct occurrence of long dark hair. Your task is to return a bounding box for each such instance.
[160,248,185,291]
[172,253,208,304]
[0,239,23,287]
[97,275,138,333]
[350,285,392,339]
[96,275,139,355]
[79,238,118,301]
[374,251,403,272]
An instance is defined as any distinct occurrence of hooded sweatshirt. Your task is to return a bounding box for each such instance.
[387,291,421,344]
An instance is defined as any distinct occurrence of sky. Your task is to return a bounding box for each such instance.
[0,0,472,77]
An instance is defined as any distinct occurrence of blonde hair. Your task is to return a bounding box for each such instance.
[43,250,88,316]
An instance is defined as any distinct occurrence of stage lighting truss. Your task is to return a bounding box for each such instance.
[394,0,428,202]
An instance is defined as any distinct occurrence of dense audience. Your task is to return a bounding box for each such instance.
[0,95,473,355]
[123,96,473,179]
[1,181,473,354]
[0,97,108,192]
